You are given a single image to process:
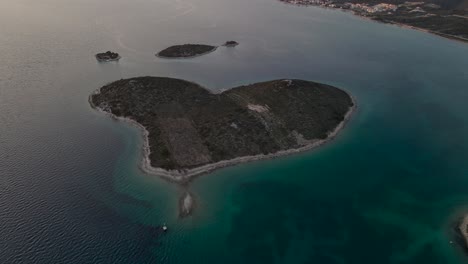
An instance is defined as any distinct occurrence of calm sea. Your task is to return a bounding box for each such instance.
[1,0,468,263]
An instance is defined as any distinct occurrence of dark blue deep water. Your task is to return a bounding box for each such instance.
[1,0,468,263]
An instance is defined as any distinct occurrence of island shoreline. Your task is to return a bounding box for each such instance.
[458,214,468,252]
[89,82,357,185]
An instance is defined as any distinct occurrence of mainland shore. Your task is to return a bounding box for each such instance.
[279,0,468,44]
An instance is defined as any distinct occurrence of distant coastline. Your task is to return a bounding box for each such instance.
[279,0,468,44]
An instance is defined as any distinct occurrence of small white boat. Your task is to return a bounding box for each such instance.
[162,224,168,232]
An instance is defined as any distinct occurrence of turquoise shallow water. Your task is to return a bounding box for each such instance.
[1,0,468,263]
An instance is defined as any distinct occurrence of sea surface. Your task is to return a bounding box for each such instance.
[1,0,468,263]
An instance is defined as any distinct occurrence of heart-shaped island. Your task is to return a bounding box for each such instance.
[90,77,355,182]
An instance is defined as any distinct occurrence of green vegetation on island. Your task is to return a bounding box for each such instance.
[95,51,121,62]
[156,44,217,58]
[223,41,239,47]
[91,77,354,173]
